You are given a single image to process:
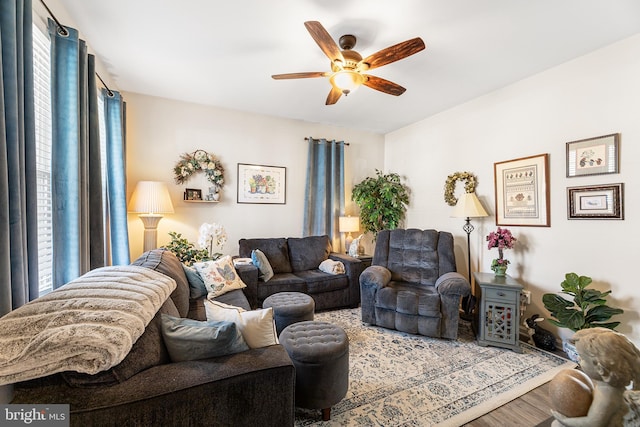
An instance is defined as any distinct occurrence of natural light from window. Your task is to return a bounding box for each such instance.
[33,23,53,295]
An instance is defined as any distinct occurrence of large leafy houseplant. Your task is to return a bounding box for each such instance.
[352,170,410,236]
[542,272,624,332]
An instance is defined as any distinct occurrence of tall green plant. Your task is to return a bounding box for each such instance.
[352,170,410,236]
[542,272,624,332]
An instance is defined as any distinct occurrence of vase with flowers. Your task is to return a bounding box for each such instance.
[486,227,517,276]
[198,222,227,260]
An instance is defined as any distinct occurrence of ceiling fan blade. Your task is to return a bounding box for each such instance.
[363,75,406,96]
[326,86,342,105]
[359,37,425,71]
[304,21,345,65]
[271,72,328,80]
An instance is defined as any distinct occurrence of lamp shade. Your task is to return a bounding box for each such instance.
[339,216,360,233]
[128,181,175,214]
[452,192,488,218]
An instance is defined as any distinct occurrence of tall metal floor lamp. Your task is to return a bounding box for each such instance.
[452,192,488,319]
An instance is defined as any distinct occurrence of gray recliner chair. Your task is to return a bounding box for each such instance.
[360,228,470,339]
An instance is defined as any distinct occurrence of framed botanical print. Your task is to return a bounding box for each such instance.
[566,133,619,177]
[237,163,286,204]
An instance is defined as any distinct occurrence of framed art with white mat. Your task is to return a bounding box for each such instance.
[494,153,550,227]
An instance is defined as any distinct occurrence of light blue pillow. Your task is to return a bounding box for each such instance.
[182,264,208,299]
[160,314,249,362]
[251,249,274,282]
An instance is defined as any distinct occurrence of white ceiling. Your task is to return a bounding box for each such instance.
[54,0,640,134]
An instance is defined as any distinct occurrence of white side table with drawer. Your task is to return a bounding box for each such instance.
[473,272,523,353]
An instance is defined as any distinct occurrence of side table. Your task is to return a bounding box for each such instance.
[473,272,523,353]
[355,254,372,269]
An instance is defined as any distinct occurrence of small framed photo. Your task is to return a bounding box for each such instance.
[566,133,619,177]
[567,183,624,220]
[237,163,286,204]
[494,153,550,227]
[184,188,202,201]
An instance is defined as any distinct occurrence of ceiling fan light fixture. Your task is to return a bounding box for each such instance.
[330,70,365,95]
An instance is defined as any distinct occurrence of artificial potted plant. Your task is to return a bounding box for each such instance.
[351,170,410,237]
[162,232,210,266]
[542,272,624,360]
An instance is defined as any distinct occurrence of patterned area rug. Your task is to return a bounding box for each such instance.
[294,307,575,427]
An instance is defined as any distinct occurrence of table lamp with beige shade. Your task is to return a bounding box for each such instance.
[128,181,175,252]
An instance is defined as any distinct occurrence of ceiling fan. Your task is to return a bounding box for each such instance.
[272,21,426,105]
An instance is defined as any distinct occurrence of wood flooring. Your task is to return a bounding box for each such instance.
[462,382,553,426]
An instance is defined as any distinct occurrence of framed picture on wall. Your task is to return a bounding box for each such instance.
[494,153,550,227]
[566,133,619,177]
[567,183,624,220]
[237,163,286,204]
[184,188,202,201]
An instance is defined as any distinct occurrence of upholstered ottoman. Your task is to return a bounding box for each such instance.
[280,321,349,421]
[262,291,315,335]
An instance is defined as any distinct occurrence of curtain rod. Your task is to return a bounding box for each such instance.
[39,0,114,97]
[39,0,67,36]
[304,137,350,146]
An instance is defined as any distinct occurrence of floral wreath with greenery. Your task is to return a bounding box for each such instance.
[444,171,478,206]
[173,149,224,191]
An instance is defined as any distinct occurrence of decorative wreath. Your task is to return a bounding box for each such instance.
[444,171,478,206]
[173,149,224,191]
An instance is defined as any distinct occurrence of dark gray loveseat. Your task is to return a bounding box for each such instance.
[10,249,295,426]
[360,229,470,339]
[238,235,363,310]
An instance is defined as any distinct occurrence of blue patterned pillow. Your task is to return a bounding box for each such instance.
[160,314,249,362]
[251,249,274,282]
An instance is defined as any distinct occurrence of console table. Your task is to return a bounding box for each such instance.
[473,272,523,353]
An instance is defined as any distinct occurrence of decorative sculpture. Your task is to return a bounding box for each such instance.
[550,327,640,426]
[524,314,557,351]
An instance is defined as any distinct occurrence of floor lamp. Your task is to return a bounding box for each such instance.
[128,181,175,252]
[452,192,488,319]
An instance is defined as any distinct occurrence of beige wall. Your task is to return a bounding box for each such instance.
[385,34,640,346]
[123,34,640,346]
[124,93,385,259]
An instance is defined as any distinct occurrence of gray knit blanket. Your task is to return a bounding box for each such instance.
[0,265,176,386]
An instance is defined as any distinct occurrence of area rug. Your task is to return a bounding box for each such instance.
[294,307,575,427]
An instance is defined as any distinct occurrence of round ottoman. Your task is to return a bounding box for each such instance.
[262,292,315,335]
[280,321,349,421]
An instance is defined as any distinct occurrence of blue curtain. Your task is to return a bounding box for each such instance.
[0,0,39,314]
[303,138,345,248]
[49,20,129,288]
[103,90,130,265]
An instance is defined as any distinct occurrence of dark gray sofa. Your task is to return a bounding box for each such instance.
[360,229,470,339]
[238,235,363,311]
[10,249,295,427]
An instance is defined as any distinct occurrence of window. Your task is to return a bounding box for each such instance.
[32,24,110,293]
[33,24,53,294]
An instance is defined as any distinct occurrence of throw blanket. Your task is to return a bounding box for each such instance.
[0,266,176,386]
[319,259,345,275]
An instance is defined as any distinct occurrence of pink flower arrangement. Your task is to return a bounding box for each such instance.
[486,227,517,271]
[486,227,517,252]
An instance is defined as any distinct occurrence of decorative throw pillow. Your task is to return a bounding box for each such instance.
[204,300,278,349]
[182,265,208,299]
[193,255,247,298]
[251,249,274,282]
[160,314,249,362]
